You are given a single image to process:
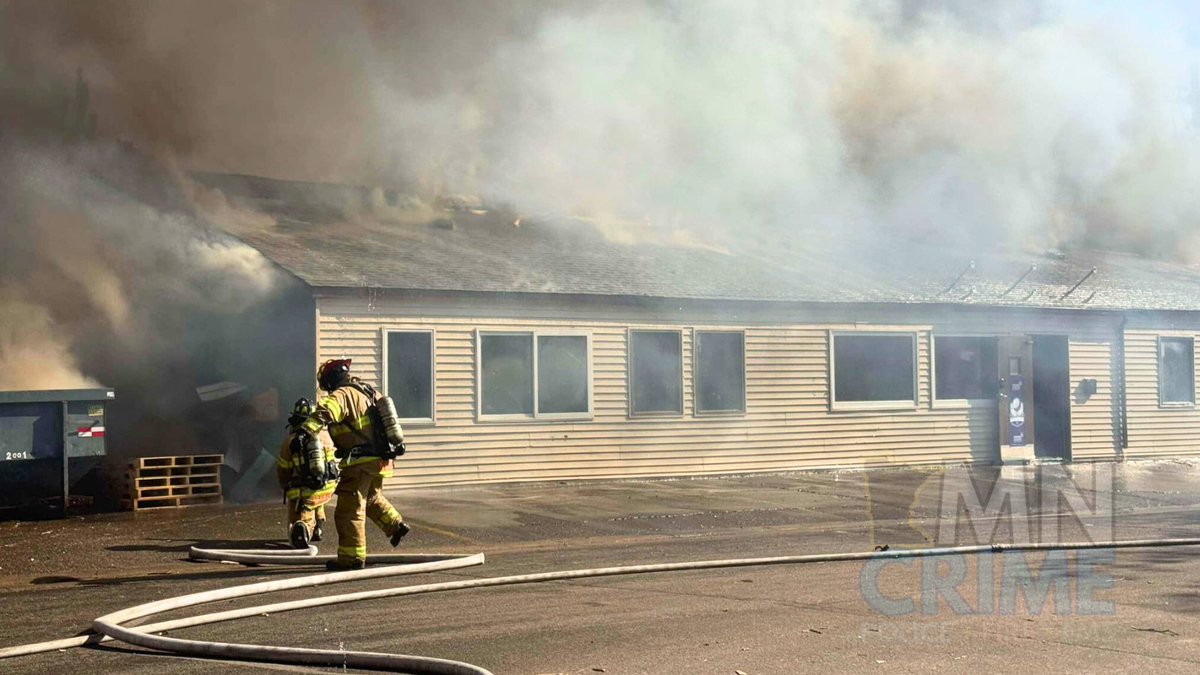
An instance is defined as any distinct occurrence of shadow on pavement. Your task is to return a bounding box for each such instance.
[75,566,300,588]
[29,575,83,585]
[106,538,283,553]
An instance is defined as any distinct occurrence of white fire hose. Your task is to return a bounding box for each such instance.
[3,537,1200,673]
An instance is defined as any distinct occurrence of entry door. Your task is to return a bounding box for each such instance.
[1032,335,1071,460]
[997,335,1035,462]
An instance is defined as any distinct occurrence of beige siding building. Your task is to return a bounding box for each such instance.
[1124,319,1200,458]
[206,173,1200,488]
[314,291,1133,488]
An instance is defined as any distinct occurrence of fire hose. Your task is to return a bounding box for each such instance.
[3,537,1200,673]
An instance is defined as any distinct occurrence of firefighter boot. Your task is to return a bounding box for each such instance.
[390,521,411,547]
[289,521,310,549]
[313,518,324,543]
[325,558,365,571]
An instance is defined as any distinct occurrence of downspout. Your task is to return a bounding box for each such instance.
[1115,315,1128,456]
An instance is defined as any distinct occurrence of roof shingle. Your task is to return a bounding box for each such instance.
[200,173,1200,312]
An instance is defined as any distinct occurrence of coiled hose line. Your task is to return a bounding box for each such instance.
[2,537,1200,673]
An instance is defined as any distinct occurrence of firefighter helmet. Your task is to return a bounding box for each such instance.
[317,358,352,392]
[287,398,315,427]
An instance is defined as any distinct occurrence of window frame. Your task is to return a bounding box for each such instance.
[931,333,999,409]
[829,330,919,412]
[628,328,685,418]
[693,329,748,417]
[380,328,436,425]
[1157,334,1196,408]
[475,329,594,422]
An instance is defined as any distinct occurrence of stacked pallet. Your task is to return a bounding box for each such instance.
[122,454,223,511]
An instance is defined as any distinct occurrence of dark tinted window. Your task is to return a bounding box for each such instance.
[630,330,682,414]
[481,334,534,415]
[538,335,589,414]
[1160,337,1194,404]
[386,331,433,419]
[696,332,745,413]
[833,334,915,403]
[935,336,998,400]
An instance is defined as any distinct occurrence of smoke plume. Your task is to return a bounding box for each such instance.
[449,0,1200,256]
[9,1,1200,257]
[0,1,305,462]
[3,1,1200,405]
[0,292,97,390]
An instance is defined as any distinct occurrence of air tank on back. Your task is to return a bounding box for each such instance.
[375,395,405,448]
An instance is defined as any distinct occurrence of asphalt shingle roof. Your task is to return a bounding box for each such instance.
[200,173,1200,312]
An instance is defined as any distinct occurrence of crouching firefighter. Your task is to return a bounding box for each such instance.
[277,398,338,548]
[298,358,409,571]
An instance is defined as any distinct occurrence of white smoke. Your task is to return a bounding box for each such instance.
[10,1,1196,257]
[373,0,1200,257]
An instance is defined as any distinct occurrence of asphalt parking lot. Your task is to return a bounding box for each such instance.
[2,460,1200,674]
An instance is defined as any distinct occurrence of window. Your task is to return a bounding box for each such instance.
[1159,336,1194,406]
[538,335,589,414]
[384,330,434,421]
[831,332,916,408]
[480,334,534,416]
[478,332,591,419]
[934,336,998,401]
[629,329,683,415]
[695,331,745,414]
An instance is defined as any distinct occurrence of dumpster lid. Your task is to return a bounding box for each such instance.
[0,388,116,404]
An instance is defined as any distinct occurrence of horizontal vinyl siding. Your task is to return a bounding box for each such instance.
[1125,330,1200,457]
[1068,335,1117,459]
[317,299,1006,487]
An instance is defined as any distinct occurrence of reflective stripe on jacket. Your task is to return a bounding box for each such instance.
[301,382,385,468]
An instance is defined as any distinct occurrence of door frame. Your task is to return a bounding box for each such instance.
[997,334,1036,463]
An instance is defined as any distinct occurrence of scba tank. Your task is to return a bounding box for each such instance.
[376,396,405,447]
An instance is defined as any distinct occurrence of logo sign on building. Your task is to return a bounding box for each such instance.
[1007,375,1026,447]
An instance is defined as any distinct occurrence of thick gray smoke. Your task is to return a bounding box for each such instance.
[0,130,305,454]
[395,0,1200,257]
[9,1,1198,257]
[0,141,282,389]
[0,9,300,459]
[3,0,1200,404]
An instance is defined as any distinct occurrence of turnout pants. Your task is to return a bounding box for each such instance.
[287,497,329,540]
[334,460,403,564]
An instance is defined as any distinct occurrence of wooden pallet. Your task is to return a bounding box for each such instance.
[120,494,223,511]
[123,454,224,511]
[134,454,223,470]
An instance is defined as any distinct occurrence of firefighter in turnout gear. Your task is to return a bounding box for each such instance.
[277,398,337,548]
[300,359,410,570]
